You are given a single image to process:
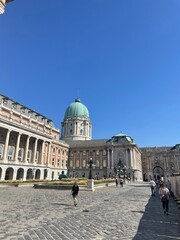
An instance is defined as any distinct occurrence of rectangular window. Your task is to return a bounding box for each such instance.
[18,149,23,161]
[52,158,55,166]
[35,151,39,162]
[0,145,4,159]
[57,159,60,166]
[62,160,64,167]
[27,150,31,162]
[96,150,99,156]
[8,146,14,160]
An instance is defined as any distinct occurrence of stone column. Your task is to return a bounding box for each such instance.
[130,149,133,168]
[111,149,114,169]
[0,168,6,180]
[24,136,30,162]
[47,143,51,166]
[107,149,110,168]
[33,138,38,163]
[13,169,17,180]
[3,129,11,159]
[15,133,21,162]
[23,169,27,181]
[40,140,45,164]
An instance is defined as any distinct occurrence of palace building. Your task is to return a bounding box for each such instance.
[0,94,179,181]
[0,94,69,181]
[61,98,142,180]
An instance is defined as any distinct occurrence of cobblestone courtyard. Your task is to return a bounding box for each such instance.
[0,183,180,240]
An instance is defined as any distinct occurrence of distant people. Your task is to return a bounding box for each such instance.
[120,179,123,187]
[127,177,131,183]
[115,178,118,187]
[159,182,170,215]
[71,181,79,206]
[149,179,156,196]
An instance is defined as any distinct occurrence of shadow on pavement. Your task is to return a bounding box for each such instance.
[51,203,72,206]
[133,195,180,240]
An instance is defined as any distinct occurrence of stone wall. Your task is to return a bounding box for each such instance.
[169,175,180,199]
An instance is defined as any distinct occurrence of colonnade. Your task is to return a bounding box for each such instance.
[1,127,51,165]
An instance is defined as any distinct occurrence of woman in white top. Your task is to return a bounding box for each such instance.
[159,182,170,215]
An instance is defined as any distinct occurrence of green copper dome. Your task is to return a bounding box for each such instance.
[64,98,89,120]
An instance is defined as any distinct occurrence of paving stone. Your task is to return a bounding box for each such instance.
[0,183,179,239]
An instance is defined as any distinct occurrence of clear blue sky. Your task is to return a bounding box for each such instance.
[1,0,180,147]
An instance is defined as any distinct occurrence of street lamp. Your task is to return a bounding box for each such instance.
[87,158,94,179]
[118,159,126,181]
[87,158,95,191]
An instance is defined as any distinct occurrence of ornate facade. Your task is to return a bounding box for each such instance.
[0,94,179,181]
[0,94,69,181]
[0,0,13,14]
[67,134,142,180]
[141,145,180,181]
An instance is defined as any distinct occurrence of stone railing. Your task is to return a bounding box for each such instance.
[169,175,180,199]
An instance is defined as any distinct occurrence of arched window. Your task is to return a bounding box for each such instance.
[103,160,106,167]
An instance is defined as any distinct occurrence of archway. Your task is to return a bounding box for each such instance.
[17,168,24,180]
[5,167,14,180]
[0,167,2,180]
[44,169,47,179]
[26,169,33,180]
[51,171,54,180]
[153,166,164,180]
[35,169,41,179]
[143,173,148,181]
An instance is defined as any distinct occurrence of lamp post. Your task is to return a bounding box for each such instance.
[87,158,95,191]
[88,158,93,179]
[118,159,126,182]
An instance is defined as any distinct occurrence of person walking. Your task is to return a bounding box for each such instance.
[120,179,123,187]
[72,181,79,206]
[149,179,156,196]
[115,178,118,187]
[159,182,170,215]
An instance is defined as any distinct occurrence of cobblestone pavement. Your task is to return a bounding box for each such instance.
[0,182,180,240]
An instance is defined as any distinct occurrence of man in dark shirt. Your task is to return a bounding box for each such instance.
[72,182,79,206]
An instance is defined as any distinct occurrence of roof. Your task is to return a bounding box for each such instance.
[171,144,180,150]
[64,98,89,120]
[107,132,134,144]
[66,139,109,148]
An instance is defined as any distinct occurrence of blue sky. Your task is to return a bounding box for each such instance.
[1,0,180,147]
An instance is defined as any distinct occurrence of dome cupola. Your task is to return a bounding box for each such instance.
[64,98,89,120]
[61,98,92,141]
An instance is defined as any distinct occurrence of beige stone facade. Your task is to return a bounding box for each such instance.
[141,146,180,181]
[67,135,142,180]
[1,94,179,182]
[0,0,13,14]
[0,94,69,181]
